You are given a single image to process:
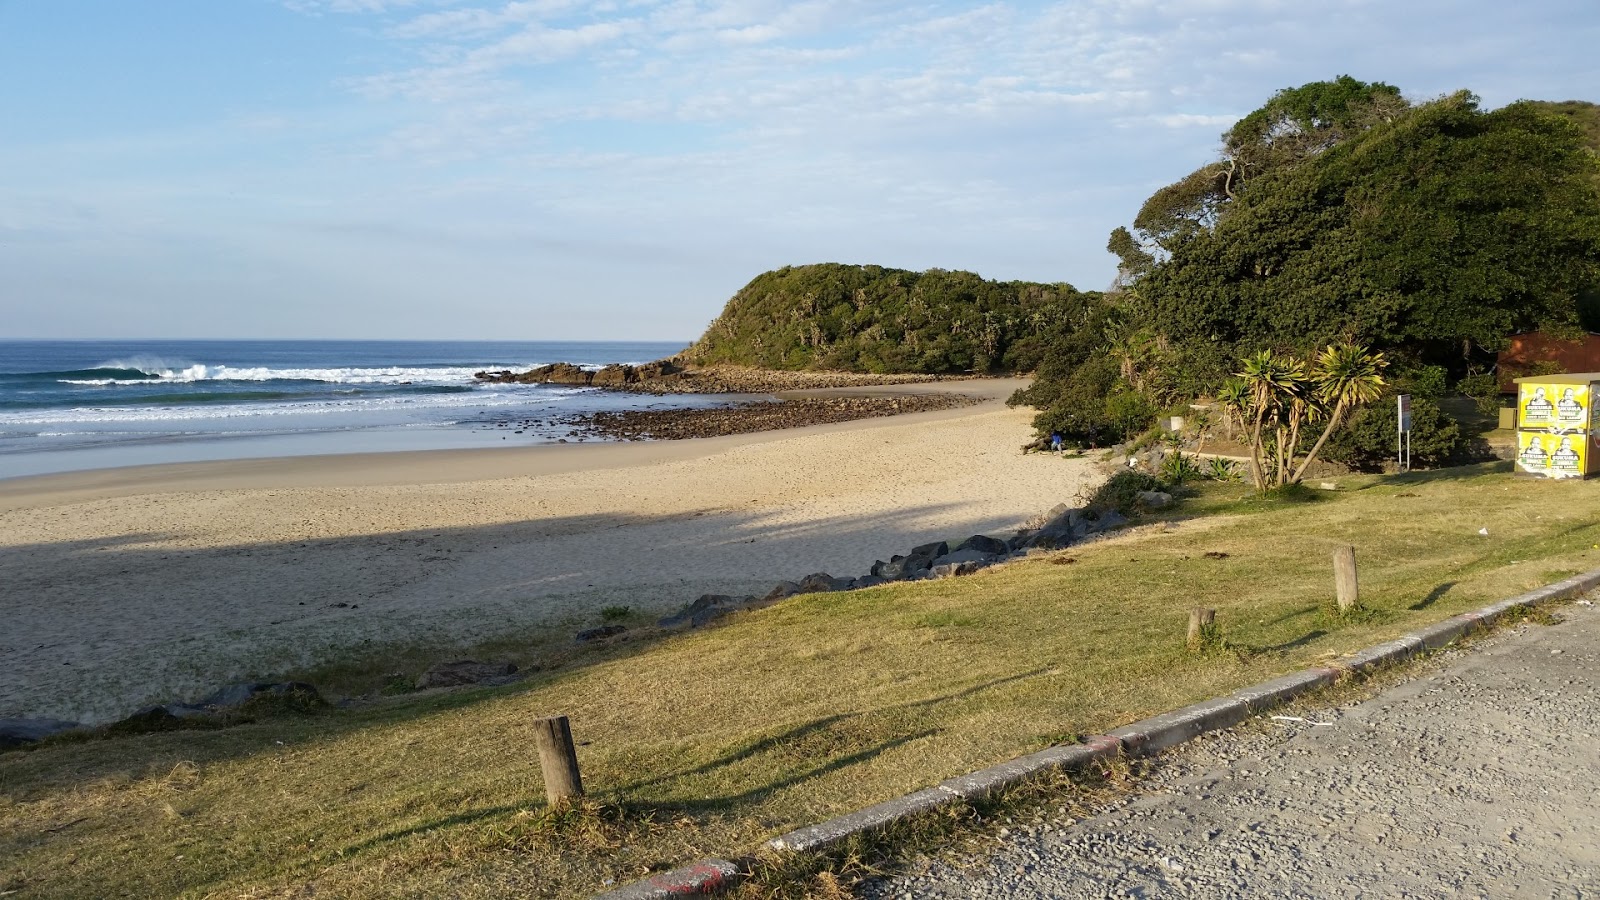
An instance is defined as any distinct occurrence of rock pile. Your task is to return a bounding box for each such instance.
[652,504,1135,632]
[474,362,948,395]
[413,660,524,689]
[1,681,325,748]
[572,395,973,441]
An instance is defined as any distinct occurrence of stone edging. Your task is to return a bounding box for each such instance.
[593,566,1600,899]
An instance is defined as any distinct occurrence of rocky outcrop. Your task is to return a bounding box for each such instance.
[475,362,946,395]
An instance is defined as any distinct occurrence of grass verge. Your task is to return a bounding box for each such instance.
[4,462,1599,898]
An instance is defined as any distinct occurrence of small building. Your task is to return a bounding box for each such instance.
[1513,373,1600,479]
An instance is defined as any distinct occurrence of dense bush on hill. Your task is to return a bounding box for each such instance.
[1019,78,1600,452]
[681,263,1109,375]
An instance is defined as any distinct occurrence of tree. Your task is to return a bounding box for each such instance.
[1292,344,1389,482]
[1235,344,1388,489]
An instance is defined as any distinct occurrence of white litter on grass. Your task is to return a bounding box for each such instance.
[1270,715,1334,726]
[1577,599,1594,607]
[1478,527,1490,536]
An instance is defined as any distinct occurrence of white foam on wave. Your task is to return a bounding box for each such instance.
[63,363,515,386]
[0,386,591,426]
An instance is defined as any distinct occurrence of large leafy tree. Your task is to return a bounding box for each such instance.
[1029,80,1600,445]
[1128,87,1600,380]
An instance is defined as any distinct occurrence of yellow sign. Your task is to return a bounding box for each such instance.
[1518,382,1590,431]
[1517,431,1588,478]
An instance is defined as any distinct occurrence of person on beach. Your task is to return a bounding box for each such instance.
[1050,431,1063,452]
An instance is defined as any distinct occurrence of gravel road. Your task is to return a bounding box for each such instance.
[864,602,1599,899]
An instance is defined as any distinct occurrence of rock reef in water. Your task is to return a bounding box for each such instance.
[473,361,947,395]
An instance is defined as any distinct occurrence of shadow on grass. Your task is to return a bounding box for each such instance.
[617,668,1051,799]
[1249,629,1329,655]
[1344,460,1513,492]
[340,803,528,856]
[1411,582,1457,610]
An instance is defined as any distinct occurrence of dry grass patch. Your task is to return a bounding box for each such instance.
[4,462,1600,898]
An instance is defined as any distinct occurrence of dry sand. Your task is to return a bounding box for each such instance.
[0,380,1100,724]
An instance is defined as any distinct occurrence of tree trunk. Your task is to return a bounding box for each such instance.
[1291,404,1348,484]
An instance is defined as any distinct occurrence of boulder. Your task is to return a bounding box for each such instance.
[955,534,1009,556]
[1021,503,1073,531]
[109,703,213,734]
[851,575,889,589]
[414,660,520,690]
[658,593,750,628]
[199,681,321,711]
[907,540,949,564]
[1024,507,1085,550]
[797,572,843,594]
[1137,490,1174,509]
[931,560,985,578]
[762,581,802,602]
[930,547,998,569]
[575,625,627,642]
[0,717,82,750]
[1087,509,1129,532]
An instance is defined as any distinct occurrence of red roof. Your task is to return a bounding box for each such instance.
[1497,332,1600,391]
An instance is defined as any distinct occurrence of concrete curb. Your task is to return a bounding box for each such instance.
[594,565,1600,898]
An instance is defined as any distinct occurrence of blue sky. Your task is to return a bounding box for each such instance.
[2,0,1597,341]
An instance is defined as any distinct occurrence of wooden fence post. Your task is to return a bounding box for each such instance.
[533,715,584,805]
[1333,545,1359,613]
[1187,607,1217,651]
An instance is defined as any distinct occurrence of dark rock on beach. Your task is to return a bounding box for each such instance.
[797,572,853,594]
[575,625,628,642]
[0,717,83,749]
[930,547,998,569]
[200,681,321,711]
[658,593,755,629]
[108,703,215,734]
[762,581,803,602]
[415,660,522,690]
[955,534,1009,556]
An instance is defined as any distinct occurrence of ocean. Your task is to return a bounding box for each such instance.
[0,339,732,480]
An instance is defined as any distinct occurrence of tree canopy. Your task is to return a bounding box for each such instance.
[1029,78,1600,445]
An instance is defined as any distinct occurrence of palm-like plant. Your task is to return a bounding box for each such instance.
[1292,343,1388,482]
[1215,379,1251,439]
[1238,350,1311,489]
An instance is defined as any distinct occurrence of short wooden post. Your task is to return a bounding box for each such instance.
[1333,545,1359,613]
[1187,607,1216,650]
[533,715,584,805]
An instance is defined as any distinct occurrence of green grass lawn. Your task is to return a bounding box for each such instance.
[4,462,1599,899]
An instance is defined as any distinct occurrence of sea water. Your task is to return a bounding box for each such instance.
[0,339,730,479]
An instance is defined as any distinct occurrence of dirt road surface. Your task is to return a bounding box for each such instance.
[865,601,1599,899]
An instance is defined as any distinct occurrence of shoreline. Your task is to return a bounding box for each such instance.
[0,377,1096,724]
[0,380,1022,510]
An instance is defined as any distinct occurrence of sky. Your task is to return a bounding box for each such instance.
[1,1,1597,341]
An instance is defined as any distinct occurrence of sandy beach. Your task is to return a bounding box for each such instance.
[0,379,1099,724]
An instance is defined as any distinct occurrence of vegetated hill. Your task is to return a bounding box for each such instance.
[1019,78,1600,446]
[1528,99,1600,152]
[681,263,1108,374]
